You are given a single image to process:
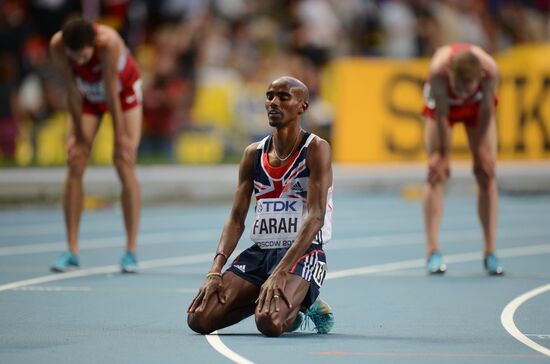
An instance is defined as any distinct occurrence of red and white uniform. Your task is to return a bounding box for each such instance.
[70,27,141,116]
[422,43,497,127]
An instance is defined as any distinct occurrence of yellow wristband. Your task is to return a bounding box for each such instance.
[206,272,222,279]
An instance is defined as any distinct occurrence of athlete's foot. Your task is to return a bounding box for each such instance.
[427,251,447,274]
[484,252,504,276]
[50,251,80,273]
[120,251,138,273]
[303,298,334,334]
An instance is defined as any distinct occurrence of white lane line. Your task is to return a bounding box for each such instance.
[2,208,547,238]
[327,243,550,280]
[11,286,91,291]
[0,253,212,292]
[2,226,548,257]
[526,334,550,339]
[206,332,255,364]
[0,214,220,237]
[0,230,218,256]
[501,284,550,356]
[1,243,550,363]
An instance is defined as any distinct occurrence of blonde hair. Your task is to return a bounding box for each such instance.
[450,51,482,82]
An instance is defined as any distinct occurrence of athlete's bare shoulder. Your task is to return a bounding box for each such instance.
[308,134,330,152]
[242,141,261,160]
[469,45,499,79]
[50,31,63,51]
[306,134,332,171]
[95,24,123,50]
[428,45,453,77]
[49,31,68,66]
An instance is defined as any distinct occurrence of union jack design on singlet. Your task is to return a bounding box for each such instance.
[250,132,333,249]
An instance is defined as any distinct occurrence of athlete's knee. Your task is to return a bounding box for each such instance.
[187,312,215,335]
[473,162,496,190]
[66,148,89,177]
[113,152,138,183]
[255,312,285,337]
[113,152,135,170]
[427,166,450,186]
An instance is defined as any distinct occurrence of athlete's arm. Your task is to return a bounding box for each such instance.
[430,75,452,156]
[256,136,332,312]
[187,144,255,313]
[49,32,83,135]
[97,33,125,139]
[211,144,256,272]
[426,51,452,184]
[476,50,498,142]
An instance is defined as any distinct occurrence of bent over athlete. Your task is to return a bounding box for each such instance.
[49,18,142,273]
[422,43,503,275]
[187,76,334,336]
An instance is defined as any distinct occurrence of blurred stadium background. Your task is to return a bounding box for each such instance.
[0,0,549,202]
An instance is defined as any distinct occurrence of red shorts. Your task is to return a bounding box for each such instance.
[82,55,142,117]
[422,97,498,128]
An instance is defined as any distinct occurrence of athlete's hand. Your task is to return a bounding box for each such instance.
[187,276,226,313]
[427,153,450,185]
[256,271,291,314]
[114,134,136,165]
[67,134,89,167]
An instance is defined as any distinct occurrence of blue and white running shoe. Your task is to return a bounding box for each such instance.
[303,298,334,334]
[427,252,447,274]
[50,251,80,273]
[484,253,504,275]
[120,251,138,273]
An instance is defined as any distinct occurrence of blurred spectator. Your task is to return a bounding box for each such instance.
[0,54,21,162]
[380,0,417,58]
[432,0,490,50]
[412,0,441,56]
[1,0,31,76]
[28,0,82,39]
[497,0,548,49]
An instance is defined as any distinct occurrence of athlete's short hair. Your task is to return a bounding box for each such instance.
[61,18,95,51]
[450,51,482,82]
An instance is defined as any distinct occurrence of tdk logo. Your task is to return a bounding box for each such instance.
[260,200,297,212]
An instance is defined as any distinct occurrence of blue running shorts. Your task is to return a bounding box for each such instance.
[227,243,327,308]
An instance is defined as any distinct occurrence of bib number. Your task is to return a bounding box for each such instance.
[251,198,304,249]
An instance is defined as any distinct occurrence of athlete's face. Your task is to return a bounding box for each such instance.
[66,46,94,65]
[449,73,480,99]
[265,81,307,127]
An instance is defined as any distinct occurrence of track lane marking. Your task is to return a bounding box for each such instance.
[501,284,550,357]
[2,227,548,256]
[206,332,255,364]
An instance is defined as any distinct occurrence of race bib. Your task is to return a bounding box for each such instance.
[250,198,304,249]
[76,78,106,103]
[76,78,122,103]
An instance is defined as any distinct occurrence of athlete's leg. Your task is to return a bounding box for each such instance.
[466,115,498,254]
[187,272,260,334]
[113,105,142,253]
[64,113,101,254]
[423,117,452,256]
[255,274,310,337]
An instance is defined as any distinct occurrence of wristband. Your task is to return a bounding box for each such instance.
[214,250,228,262]
[206,272,223,279]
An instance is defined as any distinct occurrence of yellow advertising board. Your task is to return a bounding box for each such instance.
[332,44,550,163]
